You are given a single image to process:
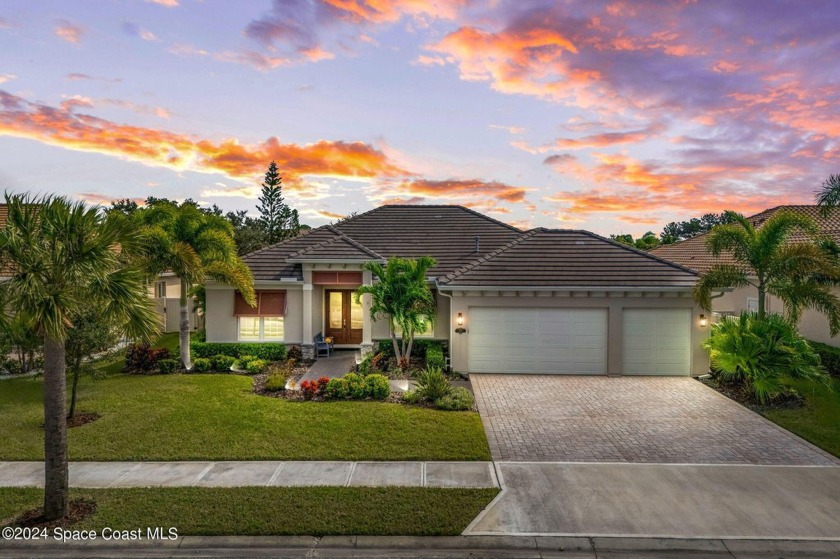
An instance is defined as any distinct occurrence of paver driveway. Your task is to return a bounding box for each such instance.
[471,375,839,465]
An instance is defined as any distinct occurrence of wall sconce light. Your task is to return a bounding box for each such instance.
[699,314,708,327]
[455,312,466,334]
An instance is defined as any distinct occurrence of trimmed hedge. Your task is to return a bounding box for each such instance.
[210,354,236,371]
[810,340,840,377]
[376,339,440,359]
[191,342,286,361]
[425,342,445,370]
[158,359,179,374]
[191,358,211,372]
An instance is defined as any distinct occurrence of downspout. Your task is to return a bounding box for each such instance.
[436,281,456,372]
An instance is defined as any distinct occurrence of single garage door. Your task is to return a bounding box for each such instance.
[468,307,607,374]
[623,308,691,375]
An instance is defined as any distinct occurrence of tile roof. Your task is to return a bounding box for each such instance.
[439,228,698,289]
[332,205,522,277]
[288,226,384,261]
[650,205,839,273]
[243,205,522,280]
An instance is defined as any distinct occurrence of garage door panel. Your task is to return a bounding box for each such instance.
[469,307,607,374]
[623,309,690,376]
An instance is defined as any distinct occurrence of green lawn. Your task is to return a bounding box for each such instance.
[0,487,498,535]
[0,372,490,461]
[763,378,840,458]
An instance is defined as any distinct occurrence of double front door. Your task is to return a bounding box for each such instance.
[325,289,363,344]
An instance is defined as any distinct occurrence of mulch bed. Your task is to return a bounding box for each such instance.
[698,376,805,412]
[10,499,97,529]
[67,412,101,428]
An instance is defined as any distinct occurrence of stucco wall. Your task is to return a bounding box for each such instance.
[371,289,451,340]
[445,292,709,376]
[205,283,303,343]
[712,286,840,346]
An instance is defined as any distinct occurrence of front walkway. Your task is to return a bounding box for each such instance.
[471,374,839,464]
[298,351,357,382]
[0,461,497,488]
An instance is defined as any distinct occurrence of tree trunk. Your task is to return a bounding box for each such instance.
[757,284,766,319]
[179,278,192,370]
[43,336,69,521]
[389,323,403,367]
[67,367,80,420]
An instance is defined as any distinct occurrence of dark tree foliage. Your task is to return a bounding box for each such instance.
[659,212,735,244]
[608,231,660,251]
[226,209,267,255]
[257,161,300,245]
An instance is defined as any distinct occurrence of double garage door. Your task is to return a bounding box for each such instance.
[468,307,690,375]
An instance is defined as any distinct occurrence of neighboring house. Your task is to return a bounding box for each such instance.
[650,205,840,347]
[205,205,709,375]
[148,272,204,333]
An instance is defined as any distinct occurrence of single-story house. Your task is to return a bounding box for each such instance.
[650,205,840,347]
[205,205,710,375]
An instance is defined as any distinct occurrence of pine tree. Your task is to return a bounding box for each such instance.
[258,162,285,245]
[257,161,300,245]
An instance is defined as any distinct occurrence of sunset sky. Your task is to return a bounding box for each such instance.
[1,0,838,235]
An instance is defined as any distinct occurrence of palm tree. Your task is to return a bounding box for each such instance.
[356,256,436,368]
[138,200,255,369]
[0,194,160,521]
[694,210,840,334]
[815,173,840,213]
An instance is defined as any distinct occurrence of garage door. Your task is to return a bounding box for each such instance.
[623,308,691,375]
[468,307,607,374]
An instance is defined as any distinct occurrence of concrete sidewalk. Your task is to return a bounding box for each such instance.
[0,461,498,488]
[3,535,840,558]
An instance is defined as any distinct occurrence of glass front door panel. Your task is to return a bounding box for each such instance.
[350,296,363,329]
[329,292,343,329]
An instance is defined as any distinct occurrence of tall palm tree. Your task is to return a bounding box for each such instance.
[138,201,255,369]
[0,194,160,521]
[694,210,840,334]
[356,256,436,368]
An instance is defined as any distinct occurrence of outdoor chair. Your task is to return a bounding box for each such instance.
[314,332,333,357]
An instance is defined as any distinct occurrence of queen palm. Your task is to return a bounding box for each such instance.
[357,256,436,368]
[694,210,840,334]
[0,194,160,520]
[138,200,255,369]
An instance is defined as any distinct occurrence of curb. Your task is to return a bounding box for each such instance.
[3,535,840,557]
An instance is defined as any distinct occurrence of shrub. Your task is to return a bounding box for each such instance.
[317,376,331,395]
[810,341,840,377]
[2,358,22,375]
[425,342,445,370]
[402,389,423,404]
[325,378,349,399]
[232,355,256,370]
[357,351,375,376]
[210,354,236,371]
[190,342,286,361]
[157,358,179,374]
[194,329,207,343]
[376,339,436,359]
[343,373,367,399]
[365,374,391,400]
[704,312,828,404]
[264,372,287,392]
[245,359,268,374]
[286,345,303,363]
[415,366,451,402]
[435,387,474,411]
[125,343,170,373]
[192,358,211,372]
[300,379,319,399]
